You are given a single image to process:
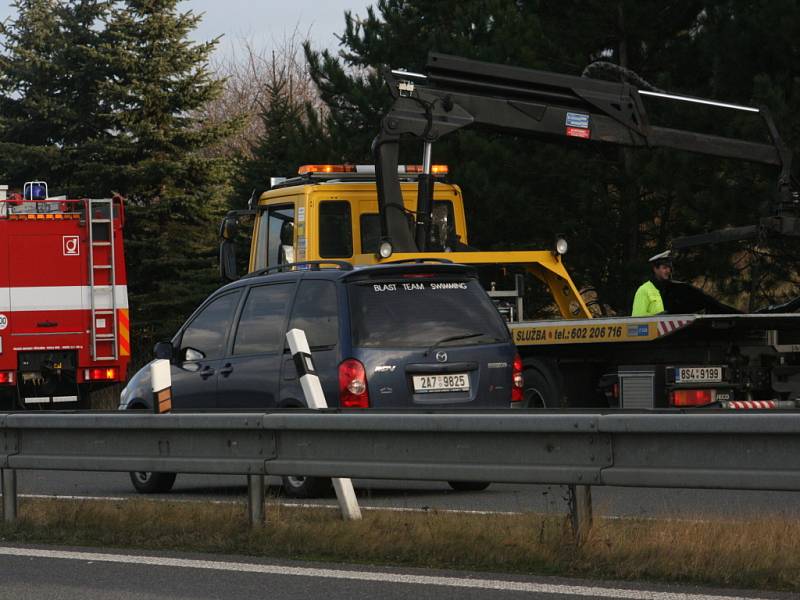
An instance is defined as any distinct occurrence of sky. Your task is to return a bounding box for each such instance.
[186,0,372,59]
[0,1,374,59]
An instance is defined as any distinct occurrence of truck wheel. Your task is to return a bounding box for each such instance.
[281,475,333,499]
[522,360,563,408]
[448,481,490,492]
[129,471,177,494]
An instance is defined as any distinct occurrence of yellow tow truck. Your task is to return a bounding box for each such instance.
[220,53,800,410]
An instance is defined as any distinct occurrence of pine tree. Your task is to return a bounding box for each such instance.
[99,0,240,357]
[0,0,112,186]
[234,61,309,202]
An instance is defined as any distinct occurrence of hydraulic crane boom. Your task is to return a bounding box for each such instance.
[372,52,799,253]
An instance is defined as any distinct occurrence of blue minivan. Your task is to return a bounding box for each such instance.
[121,260,522,496]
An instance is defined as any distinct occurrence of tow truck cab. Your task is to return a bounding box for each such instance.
[235,164,468,273]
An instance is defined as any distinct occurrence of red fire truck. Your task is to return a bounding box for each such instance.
[0,182,130,409]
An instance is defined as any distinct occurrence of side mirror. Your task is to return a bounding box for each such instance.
[219,215,238,241]
[220,239,238,281]
[153,341,174,360]
[183,347,205,362]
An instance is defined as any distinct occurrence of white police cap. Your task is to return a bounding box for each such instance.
[648,250,672,264]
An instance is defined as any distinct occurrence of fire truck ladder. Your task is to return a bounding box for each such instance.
[88,198,118,361]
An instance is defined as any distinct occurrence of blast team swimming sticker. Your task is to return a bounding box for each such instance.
[371,282,468,292]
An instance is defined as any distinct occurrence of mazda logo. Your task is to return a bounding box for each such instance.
[435,351,448,363]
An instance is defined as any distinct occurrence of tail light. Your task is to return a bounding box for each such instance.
[671,389,714,407]
[84,367,118,381]
[0,371,15,384]
[339,359,369,408]
[511,354,524,403]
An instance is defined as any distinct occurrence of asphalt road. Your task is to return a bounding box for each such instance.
[0,544,794,600]
[13,470,800,519]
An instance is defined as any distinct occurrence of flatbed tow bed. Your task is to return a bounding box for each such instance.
[511,313,800,409]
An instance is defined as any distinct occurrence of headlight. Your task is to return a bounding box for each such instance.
[555,237,568,256]
[378,239,393,259]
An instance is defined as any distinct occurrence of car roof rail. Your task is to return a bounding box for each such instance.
[243,260,354,279]
[380,257,454,265]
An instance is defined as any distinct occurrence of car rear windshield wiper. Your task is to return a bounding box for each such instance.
[424,332,488,356]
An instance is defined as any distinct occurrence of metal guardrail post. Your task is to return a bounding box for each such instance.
[568,484,592,544]
[1,469,17,523]
[247,474,265,526]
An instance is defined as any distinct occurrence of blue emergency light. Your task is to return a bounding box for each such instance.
[23,181,48,200]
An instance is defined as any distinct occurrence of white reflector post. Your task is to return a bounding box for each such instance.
[150,359,172,414]
[286,329,361,521]
[286,329,326,409]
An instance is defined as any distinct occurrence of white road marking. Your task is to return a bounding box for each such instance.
[17,493,701,522]
[18,493,239,505]
[0,546,772,599]
[17,493,518,515]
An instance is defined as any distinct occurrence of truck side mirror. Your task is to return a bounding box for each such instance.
[220,240,238,281]
[219,215,240,281]
[219,215,238,240]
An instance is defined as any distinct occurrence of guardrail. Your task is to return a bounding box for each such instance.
[2,411,800,537]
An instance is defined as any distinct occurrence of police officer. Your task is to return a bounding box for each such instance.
[631,250,672,316]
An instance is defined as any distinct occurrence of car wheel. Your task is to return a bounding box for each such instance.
[448,481,491,492]
[522,360,563,408]
[129,471,177,494]
[281,475,333,499]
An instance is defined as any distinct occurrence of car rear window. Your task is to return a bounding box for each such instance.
[348,277,508,348]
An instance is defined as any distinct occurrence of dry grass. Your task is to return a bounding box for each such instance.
[87,383,122,410]
[2,498,799,592]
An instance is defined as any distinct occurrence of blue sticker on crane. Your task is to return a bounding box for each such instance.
[565,112,590,128]
[627,324,650,337]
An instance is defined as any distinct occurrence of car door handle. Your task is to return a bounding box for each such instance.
[219,364,233,377]
[200,367,215,379]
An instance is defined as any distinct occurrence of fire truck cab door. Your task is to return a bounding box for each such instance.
[170,290,242,410]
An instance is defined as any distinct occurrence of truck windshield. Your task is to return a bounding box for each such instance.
[348,278,508,347]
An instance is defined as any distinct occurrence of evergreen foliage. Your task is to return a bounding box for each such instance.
[0,0,112,186]
[100,0,238,357]
[234,66,322,204]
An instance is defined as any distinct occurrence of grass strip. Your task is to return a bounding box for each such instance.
[1,497,798,592]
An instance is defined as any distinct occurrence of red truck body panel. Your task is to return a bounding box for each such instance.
[0,196,130,406]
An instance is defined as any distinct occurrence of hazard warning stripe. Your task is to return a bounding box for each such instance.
[725,400,776,410]
[0,285,129,311]
[118,309,130,356]
[657,318,690,336]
